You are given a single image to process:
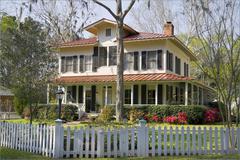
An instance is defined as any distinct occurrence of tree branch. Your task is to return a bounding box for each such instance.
[93,0,117,19]
[122,0,136,19]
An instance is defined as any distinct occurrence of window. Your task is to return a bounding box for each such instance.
[148,89,155,104]
[79,55,84,72]
[166,51,173,71]
[126,52,134,70]
[66,57,73,72]
[67,86,76,103]
[61,57,66,73]
[106,28,111,37]
[141,50,163,70]
[141,51,147,70]
[85,55,92,71]
[124,89,131,104]
[134,52,139,70]
[166,85,173,104]
[109,46,117,65]
[147,51,157,69]
[61,56,78,73]
[175,56,181,75]
[73,56,78,73]
[157,50,163,69]
[92,47,98,72]
[99,47,107,66]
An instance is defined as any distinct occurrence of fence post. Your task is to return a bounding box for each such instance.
[97,128,104,158]
[137,120,147,157]
[53,119,63,158]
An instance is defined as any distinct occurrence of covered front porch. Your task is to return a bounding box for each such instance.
[60,81,213,113]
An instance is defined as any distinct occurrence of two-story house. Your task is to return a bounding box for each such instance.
[55,18,214,113]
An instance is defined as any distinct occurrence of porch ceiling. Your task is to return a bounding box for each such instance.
[55,73,193,84]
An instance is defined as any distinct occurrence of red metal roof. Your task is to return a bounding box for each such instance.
[61,37,97,47]
[124,32,171,41]
[60,32,172,48]
[55,73,193,84]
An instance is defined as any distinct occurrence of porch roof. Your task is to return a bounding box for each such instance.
[55,73,193,84]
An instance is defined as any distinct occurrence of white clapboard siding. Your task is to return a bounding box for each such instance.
[1,122,240,158]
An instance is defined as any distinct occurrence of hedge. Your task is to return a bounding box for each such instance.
[148,105,207,124]
[34,104,78,121]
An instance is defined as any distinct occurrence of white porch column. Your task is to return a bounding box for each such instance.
[163,84,166,104]
[105,86,108,105]
[58,56,61,74]
[131,85,134,106]
[191,83,194,105]
[197,86,199,105]
[185,82,188,106]
[64,86,68,104]
[155,84,158,105]
[76,85,79,104]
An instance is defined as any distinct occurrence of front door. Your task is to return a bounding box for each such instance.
[85,85,96,113]
[85,90,92,112]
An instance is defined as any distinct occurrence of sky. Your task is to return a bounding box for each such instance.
[0,0,183,36]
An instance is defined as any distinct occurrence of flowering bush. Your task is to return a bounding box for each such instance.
[163,116,178,124]
[204,108,221,123]
[177,112,187,124]
[151,114,160,122]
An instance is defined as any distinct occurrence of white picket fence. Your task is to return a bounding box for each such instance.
[1,121,240,158]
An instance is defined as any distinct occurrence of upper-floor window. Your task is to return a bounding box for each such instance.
[106,28,111,37]
[99,47,107,66]
[175,56,181,75]
[85,55,92,71]
[125,51,139,70]
[142,50,162,70]
[109,46,117,65]
[166,51,173,71]
[61,56,77,73]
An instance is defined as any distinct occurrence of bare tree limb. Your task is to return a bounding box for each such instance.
[92,0,117,19]
[122,0,136,19]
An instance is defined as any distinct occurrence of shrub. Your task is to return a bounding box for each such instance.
[204,108,221,123]
[177,112,187,124]
[163,116,178,124]
[98,106,114,122]
[148,105,207,124]
[151,114,160,122]
[36,104,78,121]
[128,108,145,122]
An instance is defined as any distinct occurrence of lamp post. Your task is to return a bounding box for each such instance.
[56,87,64,120]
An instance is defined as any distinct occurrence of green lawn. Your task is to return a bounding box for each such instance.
[1,147,240,159]
[0,119,225,129]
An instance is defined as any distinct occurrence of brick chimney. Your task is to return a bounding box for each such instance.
[163,21,174,36]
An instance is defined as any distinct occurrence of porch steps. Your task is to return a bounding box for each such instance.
[79,112,99,121]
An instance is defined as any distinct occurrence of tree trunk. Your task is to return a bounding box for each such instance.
[115,20,124,122]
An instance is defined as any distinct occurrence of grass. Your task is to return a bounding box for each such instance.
[1,147,240,159]
[1,119,225,129]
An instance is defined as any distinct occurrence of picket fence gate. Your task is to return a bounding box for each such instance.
[1,121,240,158]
